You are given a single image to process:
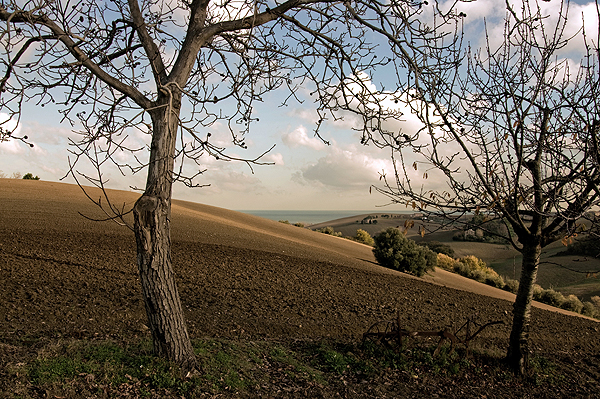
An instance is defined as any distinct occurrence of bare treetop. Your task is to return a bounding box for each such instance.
[0,0,458,189]
[374,0,599,245]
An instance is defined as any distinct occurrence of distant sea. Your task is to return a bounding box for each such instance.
[237,210,408,225]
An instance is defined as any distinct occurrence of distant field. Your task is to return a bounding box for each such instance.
[309,213,412,237]
[312,214,600,301]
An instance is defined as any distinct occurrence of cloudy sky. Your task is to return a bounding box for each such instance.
[1,0,597,211]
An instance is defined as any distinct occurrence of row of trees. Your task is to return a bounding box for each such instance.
[1,0,598,375]
[0,171,39,179]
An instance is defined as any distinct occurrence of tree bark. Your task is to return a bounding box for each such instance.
[132,94,197,373]
[506,241,541,374]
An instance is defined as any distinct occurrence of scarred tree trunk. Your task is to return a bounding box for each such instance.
[133,94,197,373]
[506,241,541,374]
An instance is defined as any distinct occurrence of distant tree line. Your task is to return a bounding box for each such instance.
[0,171,39,180]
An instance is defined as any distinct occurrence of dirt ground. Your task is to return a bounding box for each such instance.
[2,179,600,397]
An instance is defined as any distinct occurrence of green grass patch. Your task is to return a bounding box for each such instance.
[0,336,576,398]
[25,339,199,395]
[358,340,471,377]
[194,339,260,391]
[269,344,326,384]
[29,356,83,385]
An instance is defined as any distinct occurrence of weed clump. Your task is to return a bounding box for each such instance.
[582,301,599,318]
[436,253,599,318]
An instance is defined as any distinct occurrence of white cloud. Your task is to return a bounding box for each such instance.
[20,120,75,146]
[328,113,363,131]
[282,125,326,151]
[450,0,599,58]
[562,2,599,54]
[287,108,318,124]
[337,76,450,151]
[39,164,63,175]
[0,113,24,154]
[296,146,392,190]
[448,0,505,21]
[202,168,264,194]
[328,72,471,196]
[0,112,20,132]
[0,140,25,155]
[263,152,284,166]
[207,0,254,23]
[287,106,362,131]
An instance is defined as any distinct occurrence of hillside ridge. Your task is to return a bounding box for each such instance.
[0,178,587,317]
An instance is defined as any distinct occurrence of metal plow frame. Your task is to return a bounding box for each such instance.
[363,312,504,357]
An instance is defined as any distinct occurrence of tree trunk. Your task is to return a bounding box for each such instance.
[132,95,197,373]
[506,241,541,374]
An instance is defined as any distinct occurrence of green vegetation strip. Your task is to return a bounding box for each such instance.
[1,337,564,397]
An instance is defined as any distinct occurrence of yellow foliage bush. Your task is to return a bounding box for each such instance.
[436,253,457,271]
[458,255,488,272]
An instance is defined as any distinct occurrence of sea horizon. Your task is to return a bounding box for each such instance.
[237,209,410,225]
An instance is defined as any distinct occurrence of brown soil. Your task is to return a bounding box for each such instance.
[1,179,600,397]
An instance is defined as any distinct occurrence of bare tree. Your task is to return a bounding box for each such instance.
[372,0,600,373]
[0,0,458,371]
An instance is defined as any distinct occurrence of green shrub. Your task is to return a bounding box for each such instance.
[582,302,599,318]
[355,229,375,246]
[315,226,342,237]
[453,256,487,276]
[279,220,290,224]
[420,241,455,258]
[373,228,436,277]
[560,295,584,314]
[532,284,544,301]
[293,222,305,228]
[423,249,437,273]
[452,261,470,276]
[539,289,565,307]
[485,273,505,289]
[440,254,506,289]
[469,268,488,283]
[22,172,40,180]
[503,279,519,294]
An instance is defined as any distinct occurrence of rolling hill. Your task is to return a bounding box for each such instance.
[1,178,600,397]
